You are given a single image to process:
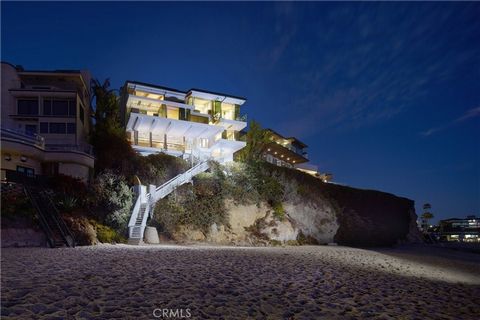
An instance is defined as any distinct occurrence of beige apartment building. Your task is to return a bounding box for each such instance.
[1,62,94,182]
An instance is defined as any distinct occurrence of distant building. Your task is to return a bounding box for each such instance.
[263,129,309,168]
[262,129,332,181]
[438,215,480,242]
[1,62,94,182]
[119,80,247,163]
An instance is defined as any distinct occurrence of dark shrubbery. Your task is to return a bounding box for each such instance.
[153,176,228,236]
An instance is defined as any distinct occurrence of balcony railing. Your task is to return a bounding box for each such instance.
[45,144,94,156]
[1,128,45,148]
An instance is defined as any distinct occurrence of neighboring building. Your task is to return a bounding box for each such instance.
[1,62,94,182]
[119,81,247,163]
[263,129,309,168]
[438,215,480,242]
[262,129,332,181]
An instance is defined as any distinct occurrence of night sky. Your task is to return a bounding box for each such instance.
[2,2,479,223]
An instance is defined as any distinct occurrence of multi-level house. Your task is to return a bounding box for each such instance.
[120,81,248,244]
[120,81,247,163]
[262,128,332,182]
[263,129,309,168]
[1,62,94,182]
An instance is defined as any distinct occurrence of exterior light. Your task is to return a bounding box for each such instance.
[293,161,296,163]
[274,152,277,155]
[281,155,284,158]
[267,148,271,151]
[287,158,290,160]
[20,156,27,162]
[4,154,11,161]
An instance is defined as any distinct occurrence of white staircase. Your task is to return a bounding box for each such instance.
[127,160,210,244]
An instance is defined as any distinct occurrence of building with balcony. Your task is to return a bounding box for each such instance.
[263,129,309,168]
[1,62,94,182]
[120,81,247,163]
[438,215,480,242]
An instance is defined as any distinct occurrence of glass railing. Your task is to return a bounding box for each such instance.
[1,128,45,148]
[45,144,94,156]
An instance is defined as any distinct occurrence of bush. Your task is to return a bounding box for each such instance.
[92,220,126,243]
[136,153,189,186]
[297,231,319,245]
[56,194,79,213]
[93,171,133,231]
[272,202,285,220]
[1,186,38,229]
[153,177,228,235]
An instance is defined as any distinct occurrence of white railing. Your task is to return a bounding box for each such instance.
[127,194,142,229]
[150,160,209,203]
[127,161,210,243]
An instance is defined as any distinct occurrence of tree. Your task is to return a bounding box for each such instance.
[421,203,434,232]
[235,120,272,163]
[90,79,137,174]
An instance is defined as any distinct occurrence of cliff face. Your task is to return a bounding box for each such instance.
[322,184,421,246]
[163,163,422,247]
[261,164,422,247]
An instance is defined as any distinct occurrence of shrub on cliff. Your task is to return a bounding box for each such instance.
[92,171,133,231]
[153,176,228,236]
[135,153,189,186]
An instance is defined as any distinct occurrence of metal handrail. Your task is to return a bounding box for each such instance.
[24,186,56,248]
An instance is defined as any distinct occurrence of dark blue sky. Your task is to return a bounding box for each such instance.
[2,2,479,222]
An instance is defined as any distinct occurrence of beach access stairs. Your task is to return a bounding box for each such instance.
[2,170,76,248]
[127,159,210,245]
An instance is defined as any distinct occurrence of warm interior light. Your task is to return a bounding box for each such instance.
[293,161,296,163]
[287,158,290,160]
[274,152,277,155]
[281,155,284,158]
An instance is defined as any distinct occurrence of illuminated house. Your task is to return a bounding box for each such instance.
[120,81,248,243]
[263,129,309,168]
[120,81,247,163]
[439,215,480,242]
[0,62,94,182]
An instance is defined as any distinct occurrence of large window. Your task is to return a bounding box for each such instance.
[40,122,48,134]
[67,123,76,134]
[191,97,212,115]
[43,99,76,116]
[17,99,39,115]
[49,123,67,134]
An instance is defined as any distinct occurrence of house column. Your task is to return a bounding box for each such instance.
[149,132,153,148]
[164,134,167,150]
[134,131,139,145]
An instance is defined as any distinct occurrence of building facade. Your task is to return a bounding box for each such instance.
[120,81,247,163]
[262,129,309,168]
[438,215,479,242]
[1,62,94,182]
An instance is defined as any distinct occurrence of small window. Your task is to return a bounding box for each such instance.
[67,123,76,134]
[68,103,76,116]
[49,123,66,134]
[40,122,49,133]
[79,106,84,124]
[17,166,35,178]
[18,99,39,115]
[43,99,52,115]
